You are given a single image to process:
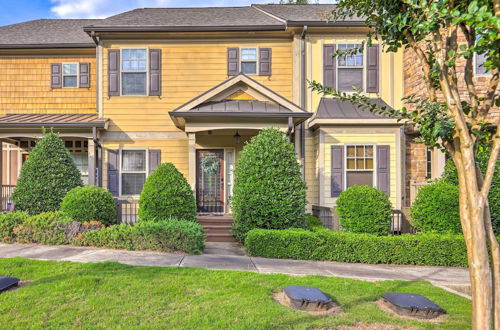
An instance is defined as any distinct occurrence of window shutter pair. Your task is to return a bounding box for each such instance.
[330,145,390,197]
[227,48,272,76]
[107,149,161,197]
[50,63,90,88]
[323,44,379,92]
[108,49,162,97]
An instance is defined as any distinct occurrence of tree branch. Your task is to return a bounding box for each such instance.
[459,23,479,119]
[478,67,500,121]
[480,124,500,202]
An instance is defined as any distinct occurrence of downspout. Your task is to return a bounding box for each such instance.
[300,26,308,176]
[90,31,103,187]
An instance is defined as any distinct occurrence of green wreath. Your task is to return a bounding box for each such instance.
[201,153,220,175]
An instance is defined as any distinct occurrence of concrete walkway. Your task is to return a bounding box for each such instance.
[0,243,470,297]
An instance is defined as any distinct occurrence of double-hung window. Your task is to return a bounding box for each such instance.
[121,49,147,95]
[62,63,78,88]
[337,44,364,92]
[121,149,147,195]
[345,145,374,187]
[240,48,258,75]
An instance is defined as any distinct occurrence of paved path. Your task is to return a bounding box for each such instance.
[0,243,470,296]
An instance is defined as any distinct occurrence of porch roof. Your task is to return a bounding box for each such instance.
[0,113,109,129]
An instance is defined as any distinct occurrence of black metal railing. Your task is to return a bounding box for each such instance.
[115,200,139,224]
[1,185,15,211]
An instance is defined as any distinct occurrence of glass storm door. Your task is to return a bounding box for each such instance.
[196,149,225,213]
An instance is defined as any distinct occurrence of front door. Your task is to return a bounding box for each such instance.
[196,149,225,213]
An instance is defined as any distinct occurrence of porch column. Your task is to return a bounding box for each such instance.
[88,138,96,186]
[188,132,196,190]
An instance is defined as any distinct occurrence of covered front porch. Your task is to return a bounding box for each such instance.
[0,113,108,211]
[169,74,311,216]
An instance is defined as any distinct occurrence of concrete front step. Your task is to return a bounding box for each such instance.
[198,215,235,242]
[205,234,236,242]
[204,226,232,235]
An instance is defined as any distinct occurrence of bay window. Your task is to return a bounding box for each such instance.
[346,145,374,187]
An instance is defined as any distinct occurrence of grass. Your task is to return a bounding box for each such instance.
[0,258,470,329]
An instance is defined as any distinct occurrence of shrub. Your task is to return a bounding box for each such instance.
[12,132,83,215]
[411,180,461,234]
[245,228,469,267]
[232,128,307,242]
[139,163,197,222]
[306,214,324,230]
[61,186,117,225]
[0,211,29,242]
[336,185,393,235]
[15,211,71,245]
[443,148,499,235]
[78,219,205,254]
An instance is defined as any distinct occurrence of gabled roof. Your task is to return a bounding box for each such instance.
[83,7,285,32]
[253,4,364,26]
[0,19,100,49]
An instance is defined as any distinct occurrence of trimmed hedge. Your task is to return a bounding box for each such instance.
[245,228,472,267]
[139,163,197,222]
[75,220,205,254]
[411,180,461,234]
[336,185,393,235]
[232,128,307,242]
[61,186,117,226]
[15,211,71,245]
[0,211,29,242]
[12,132,83,215]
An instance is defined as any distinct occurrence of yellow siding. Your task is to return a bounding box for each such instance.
[101,40,293,132]
[304,132,319,207]
[305,35,404,114]
[0,55,96,115]
[322,130,399,207]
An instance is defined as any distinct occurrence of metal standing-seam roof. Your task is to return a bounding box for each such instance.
[0,113,108,128]
[189,100,294,114]
[0,19,101,48]
[315,98,393,119]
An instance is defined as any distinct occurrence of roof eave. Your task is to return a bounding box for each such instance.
[170,112,312,118]
[83,25,285,33]
[286,20,366,27]
[0,43,95,49]
[0,122,107,128]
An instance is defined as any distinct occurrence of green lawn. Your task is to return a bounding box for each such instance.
[0,258,470,329]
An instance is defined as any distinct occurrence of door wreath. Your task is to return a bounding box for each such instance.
[201,153,220,175]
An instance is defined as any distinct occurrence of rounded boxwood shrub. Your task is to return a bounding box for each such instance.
[231,128,307,243]
[138,163,197,222]
[336,185,393,235]
[61,186,117,225]
[12,131,83,215]
[410,180,461,234]
[443,148,499,235]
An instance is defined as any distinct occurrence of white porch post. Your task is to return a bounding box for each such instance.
[88,138,96,186]
[188,132,196,190]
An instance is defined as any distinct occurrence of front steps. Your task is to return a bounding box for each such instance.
[197,215,235,242]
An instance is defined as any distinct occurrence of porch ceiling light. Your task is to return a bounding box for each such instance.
[233,130,241,144]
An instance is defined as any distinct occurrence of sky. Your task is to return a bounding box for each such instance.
[0,0,331,26]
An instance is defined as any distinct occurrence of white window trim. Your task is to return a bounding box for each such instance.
[336,43,366,93]
[119,148,149,197]
[473,52,492,77]
[343,144,377,190]
[239,47,259,75]
[120,47,149,96]
[62,62,79,88]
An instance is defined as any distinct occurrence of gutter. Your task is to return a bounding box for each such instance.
[0,43,94,49]
[83,25,286,33]
[287,20,366,27]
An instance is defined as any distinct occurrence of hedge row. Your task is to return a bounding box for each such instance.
[75,220,205,254]
[245,228,473,267]
[0,212,205,255]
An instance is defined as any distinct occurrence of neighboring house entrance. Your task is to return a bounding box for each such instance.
[196,149,225,214]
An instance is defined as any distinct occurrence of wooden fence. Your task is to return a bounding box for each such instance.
[1,185,15,211]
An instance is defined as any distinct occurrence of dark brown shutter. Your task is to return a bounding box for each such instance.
[108,49,120,96]
[79,62,90,88]
[377,145,390,196]
[51,63,62,88]
[227,48,239,76]
[149,149,161,174]
[259,48,271,76]
[107,149,119,196]
[331,145,344,197]
[149,49,161,96]
[366,45,379,93]
[323,44,336,89]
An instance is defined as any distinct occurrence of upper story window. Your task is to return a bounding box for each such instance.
[62,63,78,88]
[345,145,374,188]
[121,49,147,95]
[240,48,258,75]
[337,44,364,92]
